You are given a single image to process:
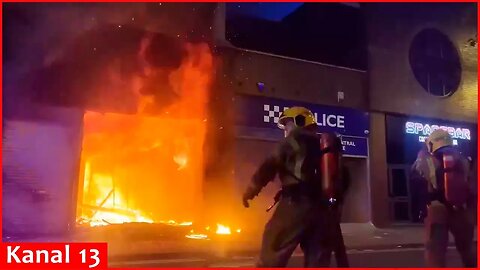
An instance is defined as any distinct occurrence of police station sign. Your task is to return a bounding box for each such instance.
[235,95,370,158]
[263,104,347,130]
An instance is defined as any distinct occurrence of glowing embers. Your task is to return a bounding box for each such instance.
[185,224,242,240]
[216,224,231,235]
[185,233,208,240]
[77,111,205,227]
[78,165,154,227]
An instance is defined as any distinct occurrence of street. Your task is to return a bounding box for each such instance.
[110,246,469,268]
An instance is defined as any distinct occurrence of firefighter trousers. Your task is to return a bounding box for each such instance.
[322,207,349,267]
[256,196,330,268]
[425,204,476,268]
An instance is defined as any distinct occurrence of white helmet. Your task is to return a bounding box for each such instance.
[425,129,453,153]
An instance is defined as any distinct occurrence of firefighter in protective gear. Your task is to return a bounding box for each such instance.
[242,106,329,267]
[412,129,476,268]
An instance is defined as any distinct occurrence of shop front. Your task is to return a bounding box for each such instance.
[385,114,477,223]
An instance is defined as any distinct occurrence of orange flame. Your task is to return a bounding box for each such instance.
[76,41,213,227]
[216,224,232,235]
[184,223,239,240]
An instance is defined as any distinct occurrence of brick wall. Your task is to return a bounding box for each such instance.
[219,47,368,110]
[365,2,478,122]
[365,2,477,226]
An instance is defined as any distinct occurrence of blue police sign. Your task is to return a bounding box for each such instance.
[235,95,370,157]
[340,136,369,158]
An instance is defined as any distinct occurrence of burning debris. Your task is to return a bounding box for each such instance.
[216,224,232,235]
[185,224,241,240]
[76,39,210,225]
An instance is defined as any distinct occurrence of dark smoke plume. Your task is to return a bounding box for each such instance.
[3,3,216,116]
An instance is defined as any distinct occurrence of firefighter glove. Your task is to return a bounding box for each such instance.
[242,186,257,208]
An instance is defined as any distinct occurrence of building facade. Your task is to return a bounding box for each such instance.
[2,2,477,238]
[214,2,478,227]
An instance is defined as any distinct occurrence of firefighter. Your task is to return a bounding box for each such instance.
[242,106,329,268]
[412,129,476,268]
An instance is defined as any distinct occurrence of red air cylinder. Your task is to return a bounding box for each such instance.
[442,152,467,206]
[319,133,340,202]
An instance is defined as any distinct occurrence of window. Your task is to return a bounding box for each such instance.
[390,168,408,197]
[225,3,367,70]
[393,201,410,221]
[409,28,462,97]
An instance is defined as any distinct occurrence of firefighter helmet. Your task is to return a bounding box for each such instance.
[277,107,316,130]
[425,129,453,153]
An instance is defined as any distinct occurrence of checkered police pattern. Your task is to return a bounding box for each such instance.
[263,104,289,123]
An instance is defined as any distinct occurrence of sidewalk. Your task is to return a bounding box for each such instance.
[83,223,477,261]
[341,223,427,250]
[5,222,477,261]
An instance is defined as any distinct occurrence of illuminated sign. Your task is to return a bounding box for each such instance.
[235,95,370,157]
[260,104,365,134]
[405,121,471,145]
[314,112,345,128]
[339,136,368,158]
[275,107,345,128]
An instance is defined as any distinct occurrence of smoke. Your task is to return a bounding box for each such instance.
[3,3,217,116]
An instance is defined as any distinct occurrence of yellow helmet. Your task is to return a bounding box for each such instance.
[425,129,453,153]
[277,106,316,129]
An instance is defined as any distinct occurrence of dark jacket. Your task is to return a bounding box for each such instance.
[244,127,322,200]
[412,145,473,207]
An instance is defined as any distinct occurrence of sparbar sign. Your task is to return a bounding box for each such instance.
[405,121,471,145]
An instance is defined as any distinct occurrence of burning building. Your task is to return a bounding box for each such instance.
[76,42,212,228]
[3,3,241,245]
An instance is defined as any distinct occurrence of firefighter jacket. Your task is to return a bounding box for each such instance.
[243,127,322,201]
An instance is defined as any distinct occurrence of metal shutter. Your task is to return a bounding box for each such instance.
[3,107,83,239]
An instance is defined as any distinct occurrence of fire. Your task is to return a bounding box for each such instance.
[184,223,240,240]
[173,153,188,170]
[78,165,155,226]
[216,224,232,235]
[185,234,208,240]
[76,41,214,227]
[159,220,192,226]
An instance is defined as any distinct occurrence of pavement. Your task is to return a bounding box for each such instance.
[4,222,477,268]
[109,246,470,268]
[106,223,477,268]
[101,223,477,259]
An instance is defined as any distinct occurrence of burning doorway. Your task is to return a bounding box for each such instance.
[76,112,206,227]
[4,4,242,244]
[75,41,215,231]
